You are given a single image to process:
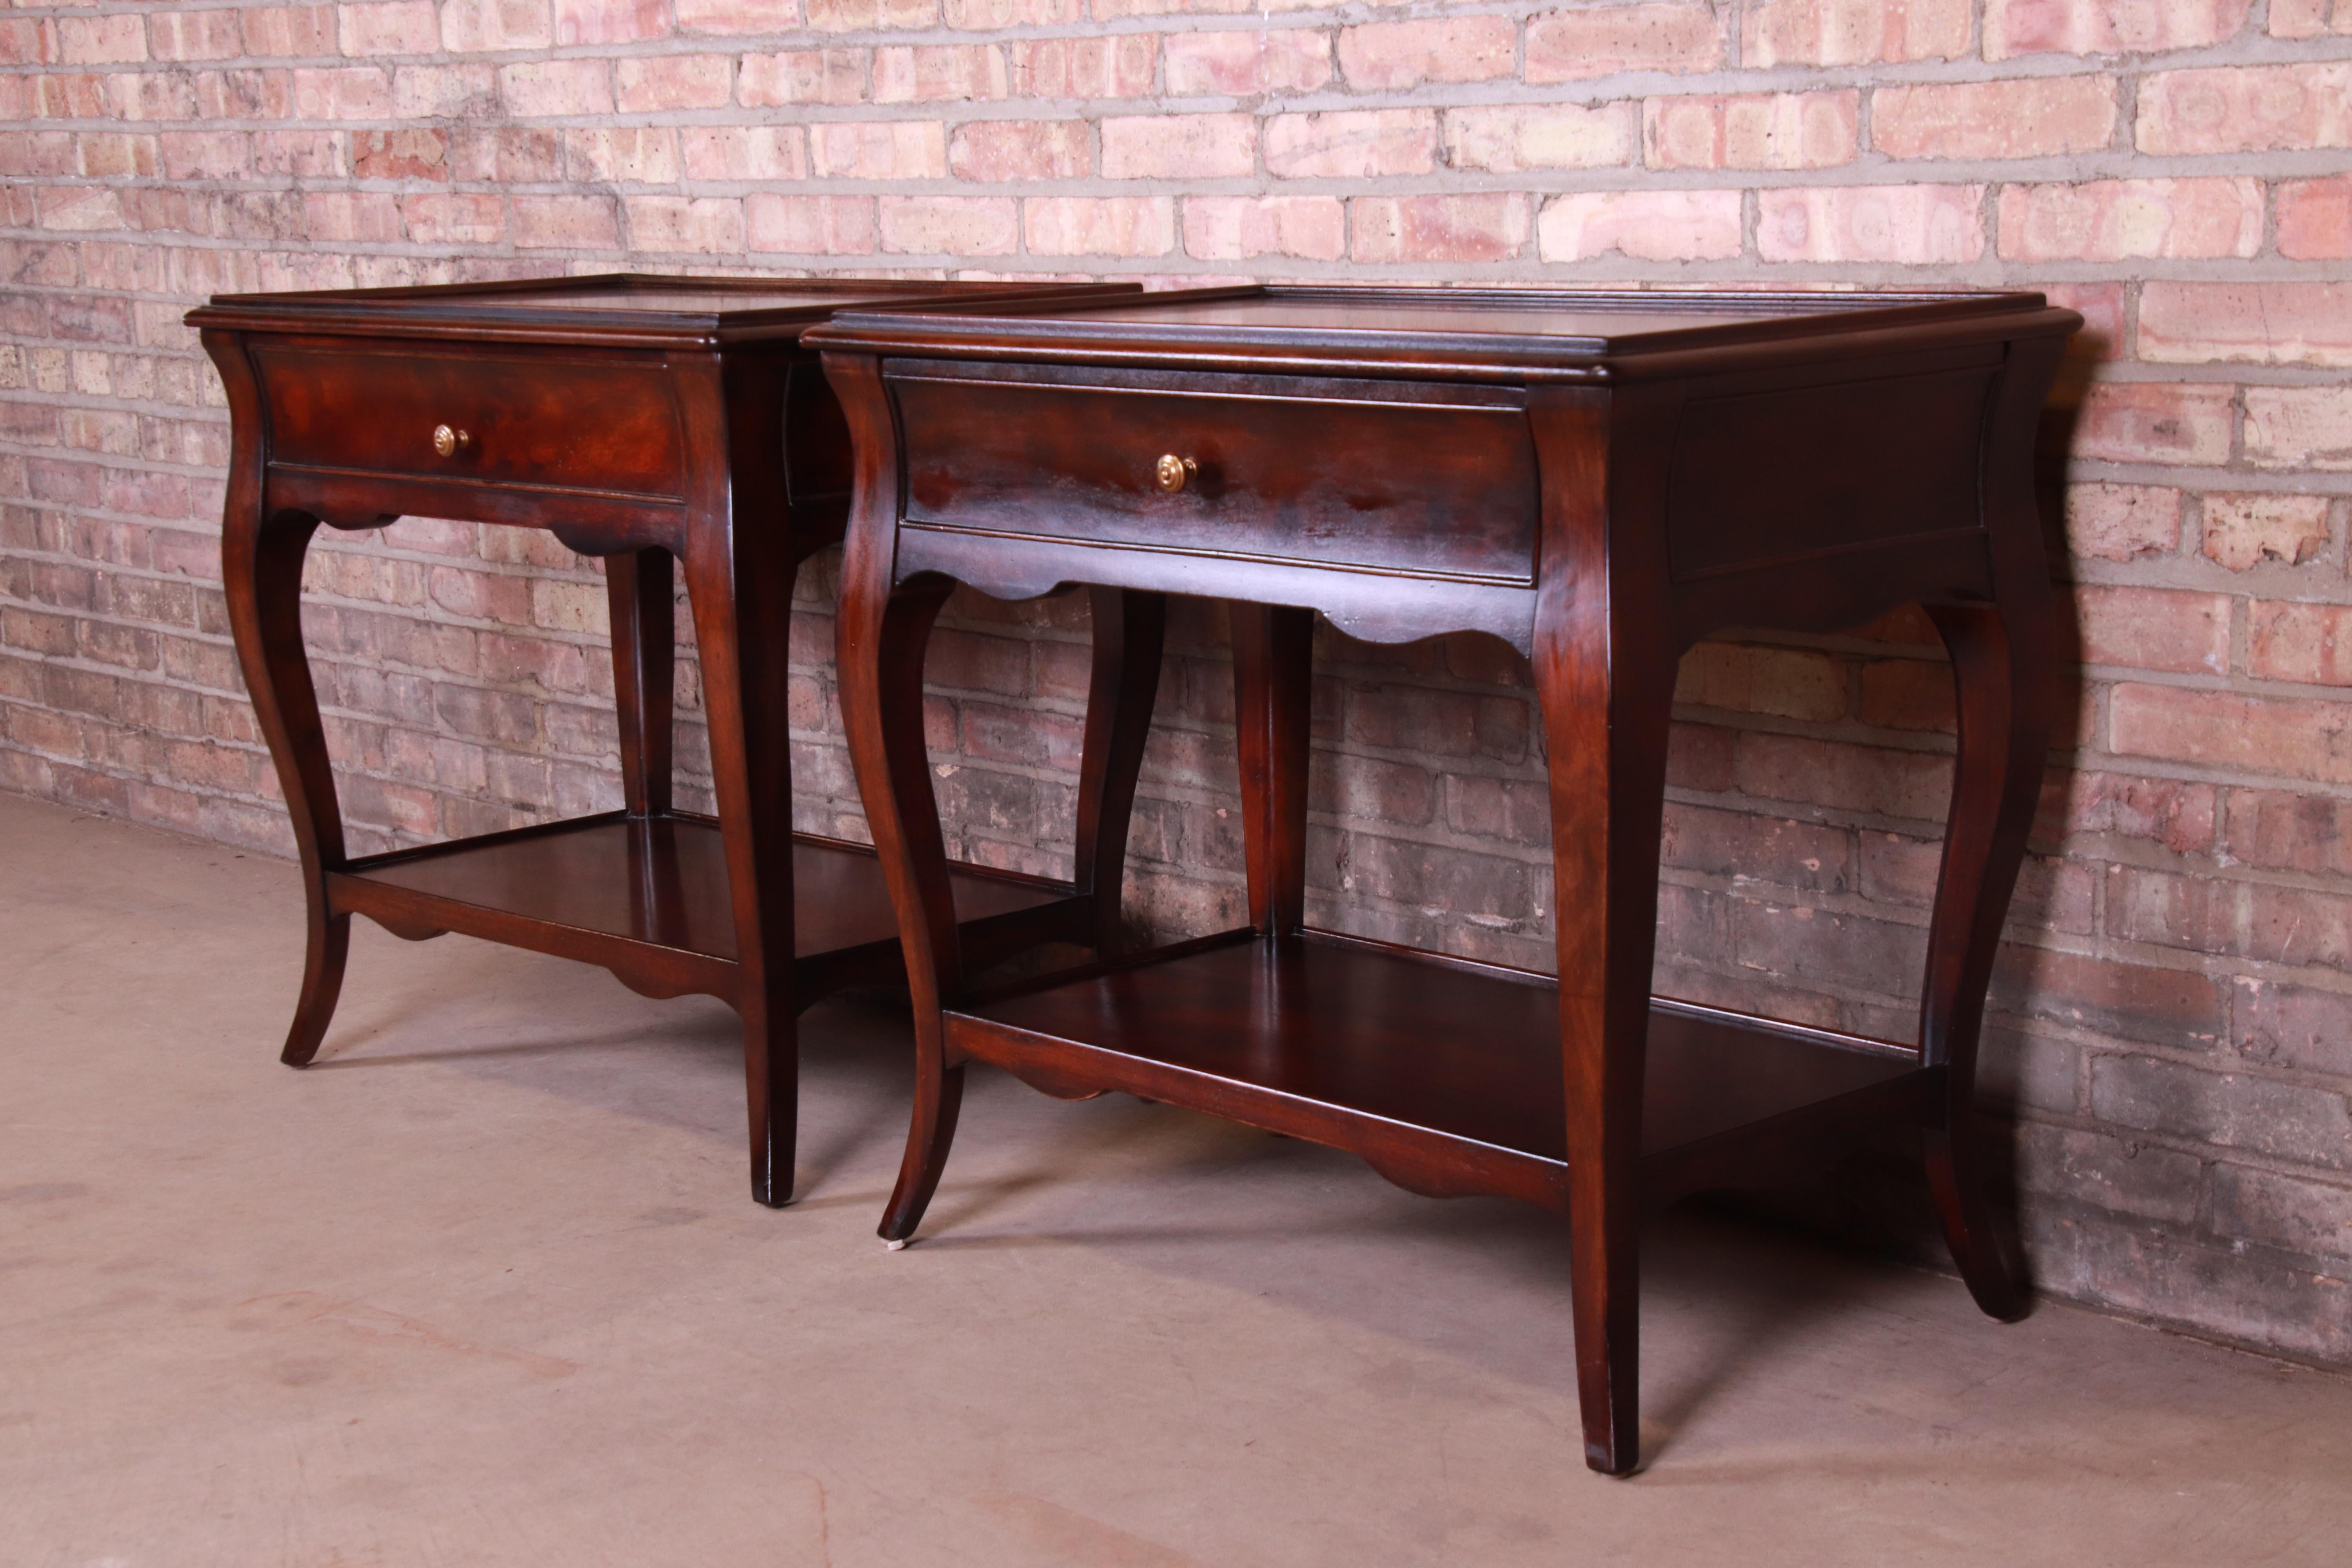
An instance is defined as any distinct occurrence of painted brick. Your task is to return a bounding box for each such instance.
[1338,17,1514,91]
[2201,493,2332,571]
[1181,195,1345,261]
[1445,104,1639,174]
[1986,0,2250,58]
[2246,388,2352,473]
[1873,77,2117,160]
[1537,189,1742,261]
[1526,4,1724,81]
[949,120,1089,181]
[2138,64,2352,154]
[1643,91,1857,170]
[1757,185,1985,264]
[1997,178,2261,261]
[1745,0,1970,65]
[1352,193,1531,264]
[1023,196,1176,257]
[1101,114,1256,180]
[2065,484,2180,562]
[1162,29,1330,96]
[1265,111,1435,179]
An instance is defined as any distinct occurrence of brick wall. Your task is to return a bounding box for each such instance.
[4,0,2351,1362]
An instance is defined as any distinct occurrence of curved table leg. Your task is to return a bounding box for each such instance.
[1073,588,1166,956]
[221,502,352,1067]
[838,577,961,1244]
[1919,600,2049,1323]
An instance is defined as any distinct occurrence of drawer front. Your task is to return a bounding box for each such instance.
[893,367,1539,584]
[255,343,686,498]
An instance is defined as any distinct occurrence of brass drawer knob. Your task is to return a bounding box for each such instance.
[1153,454,1197,494]
[432,423,472,458]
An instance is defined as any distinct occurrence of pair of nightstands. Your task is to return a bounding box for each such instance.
[196,276,2077,1473]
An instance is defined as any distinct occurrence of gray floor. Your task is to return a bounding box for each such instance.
[5,789,2349,1567]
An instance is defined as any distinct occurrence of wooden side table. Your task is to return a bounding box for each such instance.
[809,285,2080,1474]
[189,273,1146,1207]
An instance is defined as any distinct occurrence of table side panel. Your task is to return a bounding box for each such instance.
[1666,350,2000,583]
[891,364,1541,585]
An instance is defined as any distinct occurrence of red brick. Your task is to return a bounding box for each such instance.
[2202,493,2332,571]
[878,195,1019,256]
[160,131,248,181]
[738,49,868,107]
[1181,196,1345,263]
[1643,91,1857,170]
[1991,947,2223,1047]
[1735,733,1952,820]
[511,194,620,250]
[806,0,937,28]
[302,190,402,243]
[810,121,946,180]
[1745,0,1969,64]
[676,0,804,30]
[1352,193,1529,264]
[2226,793,2352,881]
[567,127,679,183]
[2047,770,2216,856]
[1676,643,1847,721]
[2070,382,2233,467]
[1757,185,1983,264]
[1446,104,1637,174]
[352,127,447,179]
[2141,282,2352,368]
[626,196,744,254]
[1858,659,1953,732]
[1664,802,1850,893]
[1265,110,1434,179]
[615,54,731,113]
[438,0,552,51]
[2138,64,2352,154]
[2277,176,2352,260]
[2246,388,2352,474]
[58,15,147,65]
[946,0,1079,24]
[2065,484,2180,562]
[1005,36,1154,98]
[946,120,1084,180]
[2111,684,2352,784]
[1338,17,1514,90]
[1101,114,1255,180]
[1537,189,1741,261]
[2073,586,2230,675]
[747,194,877,254]
[148,11,244,62]
[2249,603,2352,687]
[1997,177,2260,261]
[874,44,1005,103]
[553,0,669,44]
[1024,196,1175,257]
[1986,0,2250,58]
[2272,0,2352,35]
[1874,76,2116,160]
[1527,4,1724,81]
[341,1,441,54]
[1162,30,1328,95]
[499,59,611,117]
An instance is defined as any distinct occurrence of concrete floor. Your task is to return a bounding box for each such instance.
[4,790,2350,1567]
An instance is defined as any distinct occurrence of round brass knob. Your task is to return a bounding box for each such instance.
[432,424,471,458]
[1154,454,1197,494]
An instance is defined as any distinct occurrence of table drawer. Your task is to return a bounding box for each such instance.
[254,342,687,499]
[893,366,1540,584]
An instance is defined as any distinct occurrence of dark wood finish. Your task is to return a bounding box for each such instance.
[816,284,2077,1476]
[191,272,1141,1207]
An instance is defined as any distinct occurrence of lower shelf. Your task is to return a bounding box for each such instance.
[328,811,1080,1002]
[953,929,1932,1208]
